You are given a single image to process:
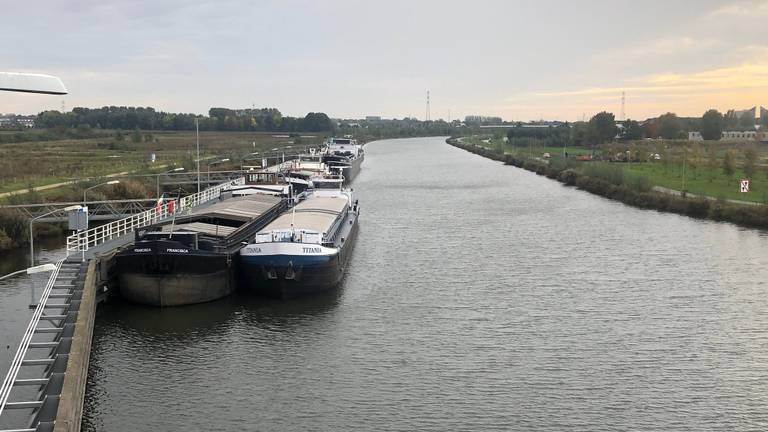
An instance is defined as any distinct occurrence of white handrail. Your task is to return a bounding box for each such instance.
[0,260,63,417]
[66,177,245,255]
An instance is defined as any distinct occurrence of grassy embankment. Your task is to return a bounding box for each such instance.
[466,134,768,204]
[0,130,323,250]
[448,137,768,230]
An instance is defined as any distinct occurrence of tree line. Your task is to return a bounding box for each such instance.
[36,106,333,132]
[506,108,767,149]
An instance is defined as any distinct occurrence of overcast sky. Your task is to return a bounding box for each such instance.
[3,0,768,121]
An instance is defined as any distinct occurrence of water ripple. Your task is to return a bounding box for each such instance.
[81,137,768,431]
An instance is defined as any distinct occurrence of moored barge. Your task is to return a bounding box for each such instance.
[115,193,287,306]
[322,137,364,184]
[238,181,359,297]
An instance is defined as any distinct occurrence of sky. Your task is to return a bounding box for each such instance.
[3,0,768,121]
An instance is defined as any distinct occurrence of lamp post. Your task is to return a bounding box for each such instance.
[0,263,57,281]
[196,118,200,193]
[0,263,59,308]
[681,145,687,195]
[83,180,120,207]
[29,205,82,268]
[157,167,185,198]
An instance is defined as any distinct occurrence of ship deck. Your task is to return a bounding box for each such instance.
[261,195,348,235]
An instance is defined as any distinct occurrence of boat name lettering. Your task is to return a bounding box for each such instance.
[303,247,321,253]
[166,248,189,253]
[133,248,151,253]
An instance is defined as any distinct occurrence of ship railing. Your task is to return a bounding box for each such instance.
[66,177,245,256]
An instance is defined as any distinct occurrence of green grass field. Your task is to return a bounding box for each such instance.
[465,134,768,203]
[460,135,593,157]
[623,162,768,203]
[0,130,326,197]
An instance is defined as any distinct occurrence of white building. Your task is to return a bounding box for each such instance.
[17,116,35,128]
[689,130,767,142]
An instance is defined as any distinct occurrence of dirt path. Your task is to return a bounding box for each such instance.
[0,165,169,198]
[651,185,763,206]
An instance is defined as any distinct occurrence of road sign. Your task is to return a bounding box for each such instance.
[740,179,750,193]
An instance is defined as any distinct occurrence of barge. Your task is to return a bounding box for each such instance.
[115,193,287,306]
[238,180,359,297]
[322,137,364,184]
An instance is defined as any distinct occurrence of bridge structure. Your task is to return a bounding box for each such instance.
[158,170,244,188]
[0,199,158,223]
[0,176,247,432]
[0,171,255,223]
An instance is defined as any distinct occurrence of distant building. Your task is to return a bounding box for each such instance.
[365,116,381,121]
[479,121,566,130]
[465,115,503,125]
[725,105,767,128]
[688,130,768,142]
[0,114,35,128]
[16,115,35,128]
[730,106,757,119]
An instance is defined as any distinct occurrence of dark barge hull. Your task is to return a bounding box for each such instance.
[238,219,359,298]
[324,154,364,184]
[114,194,287,306]
[116,241,231,306]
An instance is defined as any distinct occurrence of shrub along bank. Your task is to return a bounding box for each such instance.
[0,179,156,253]
[447,138,768,230]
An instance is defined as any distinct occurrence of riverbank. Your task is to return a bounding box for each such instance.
[466,133,768,204]
[447,137,768,230]
[0,130,324,253]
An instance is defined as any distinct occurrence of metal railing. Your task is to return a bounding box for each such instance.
[66,177,245,255]
[0,260,64,419]
[0,199,158,222]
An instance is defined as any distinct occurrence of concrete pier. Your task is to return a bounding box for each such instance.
[53,259,97,432]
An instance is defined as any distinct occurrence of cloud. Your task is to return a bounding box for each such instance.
[705,0,768,18]
[498,61,768,120]
[535,62,768,97]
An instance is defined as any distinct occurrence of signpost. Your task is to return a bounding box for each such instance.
[740,179,750,193]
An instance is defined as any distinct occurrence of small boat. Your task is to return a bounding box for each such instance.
[238,178,359,297]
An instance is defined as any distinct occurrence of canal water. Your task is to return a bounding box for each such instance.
[0,237,69,429]
[3,136,768,430]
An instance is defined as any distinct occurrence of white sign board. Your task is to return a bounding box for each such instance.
[740,179,750,193]
[68,207,88,231]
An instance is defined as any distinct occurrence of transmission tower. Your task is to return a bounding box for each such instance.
[620,91,626,121]
[425,90,431,121]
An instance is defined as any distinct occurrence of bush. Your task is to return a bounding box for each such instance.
[103,180,153,200]
[582,163,625,186]
[0,229,13,250]
[0,208,28,247]
[624,174,652,193]
[558,169,580,186]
